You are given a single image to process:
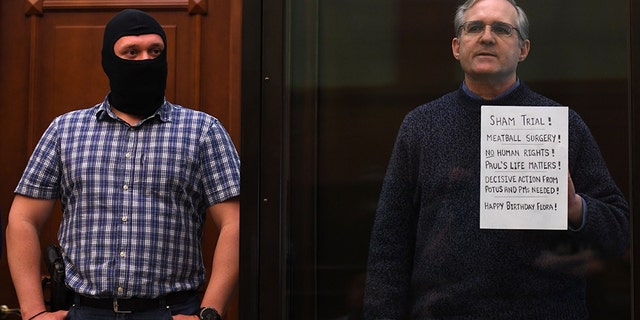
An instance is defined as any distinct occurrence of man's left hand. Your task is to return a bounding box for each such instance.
[567,173,583,227]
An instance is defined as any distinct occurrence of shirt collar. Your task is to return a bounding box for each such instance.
[462,79,520,101]
[95,95,172,124]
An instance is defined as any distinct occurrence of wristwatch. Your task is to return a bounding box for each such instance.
[198,307,221,320]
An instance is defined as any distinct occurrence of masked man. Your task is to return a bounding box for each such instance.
[7,9,240,320]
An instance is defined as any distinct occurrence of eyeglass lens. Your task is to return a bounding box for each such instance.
[464,21,514,36]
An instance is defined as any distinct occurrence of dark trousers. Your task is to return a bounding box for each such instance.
[66,293,200,320]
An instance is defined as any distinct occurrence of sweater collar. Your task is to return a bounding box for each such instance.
[461,79,521,101]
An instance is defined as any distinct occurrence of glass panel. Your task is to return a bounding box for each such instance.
[289,0,630,318]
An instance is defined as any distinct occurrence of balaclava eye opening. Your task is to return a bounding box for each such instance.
[102,9,168,118]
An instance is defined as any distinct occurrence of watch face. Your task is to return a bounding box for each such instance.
[200,307,221,320]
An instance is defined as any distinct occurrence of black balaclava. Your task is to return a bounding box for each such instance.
[102,9,168,118]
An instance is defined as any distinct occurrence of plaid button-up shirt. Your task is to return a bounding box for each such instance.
[15,98,240,298]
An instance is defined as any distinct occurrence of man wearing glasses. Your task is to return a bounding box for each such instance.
[364,0,629,318]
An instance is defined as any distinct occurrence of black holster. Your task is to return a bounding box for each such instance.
[43,244,74,311]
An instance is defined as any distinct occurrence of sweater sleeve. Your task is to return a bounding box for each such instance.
[364,114,420,319]
[568,110,629,256]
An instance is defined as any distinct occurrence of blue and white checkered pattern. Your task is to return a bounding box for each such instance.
[15,98,240,298]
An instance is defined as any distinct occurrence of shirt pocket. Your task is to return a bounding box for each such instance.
[140,148,200,198]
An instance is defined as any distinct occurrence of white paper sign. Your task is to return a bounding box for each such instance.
[480,106,568,230]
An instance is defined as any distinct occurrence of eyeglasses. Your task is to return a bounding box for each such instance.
[459,21,523,40]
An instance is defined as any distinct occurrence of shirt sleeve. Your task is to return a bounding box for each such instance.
[199,119,241,206]
[15,119,62,199]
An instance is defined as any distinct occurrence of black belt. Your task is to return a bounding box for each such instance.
[76,291,196,313]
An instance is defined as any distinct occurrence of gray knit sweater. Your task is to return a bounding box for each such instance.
[364,84,629,319]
